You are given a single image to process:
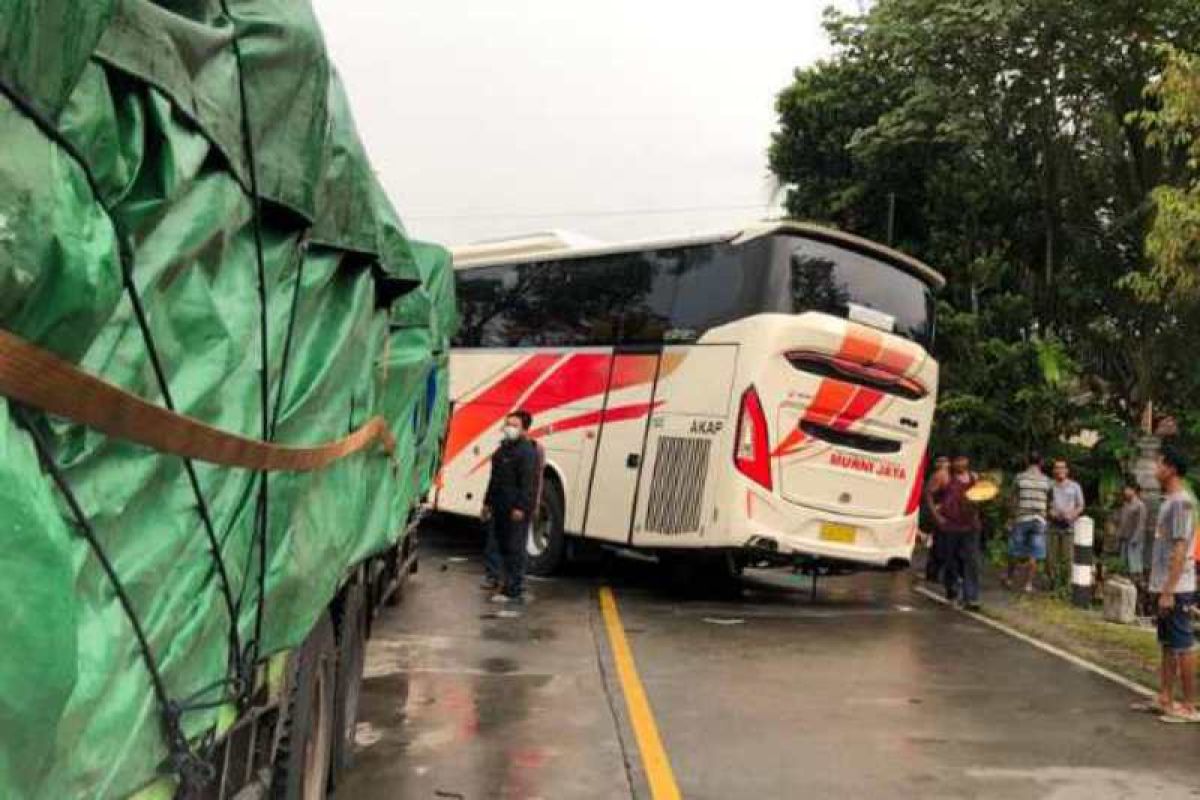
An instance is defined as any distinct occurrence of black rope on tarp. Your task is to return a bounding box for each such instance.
[270,238,309,442]
[218,0,274,683]
[118,264,247,685]
[229,237,309,643]
[14,407,217,791]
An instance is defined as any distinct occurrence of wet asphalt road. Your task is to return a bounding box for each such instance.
[336,523,1200,800]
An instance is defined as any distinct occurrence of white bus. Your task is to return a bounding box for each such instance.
[435,222,944,576]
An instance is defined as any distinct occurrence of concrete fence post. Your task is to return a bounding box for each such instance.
[1071,516,1095,607]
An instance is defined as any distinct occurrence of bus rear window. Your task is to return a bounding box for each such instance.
[774,237,936,348]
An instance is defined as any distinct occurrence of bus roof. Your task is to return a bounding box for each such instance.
[449,221,946,290]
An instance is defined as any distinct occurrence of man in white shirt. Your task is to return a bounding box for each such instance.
[1047,459,1085,586]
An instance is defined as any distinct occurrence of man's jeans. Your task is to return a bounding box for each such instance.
[943,530,981,605]
[489,510,529,598]
[484,517,502,583]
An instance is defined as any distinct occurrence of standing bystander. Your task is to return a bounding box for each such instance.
[923,456,951,582]
[1116,479,1149,582]
[932,454,983,610]
[481,410,540,605]
[1132,448,1199,723]
[1047,459,1086,586]
[1005,453,1052,592]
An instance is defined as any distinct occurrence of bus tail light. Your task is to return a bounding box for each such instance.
[735,386,772,490]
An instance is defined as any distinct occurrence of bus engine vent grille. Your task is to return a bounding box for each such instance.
[644,436,711,535]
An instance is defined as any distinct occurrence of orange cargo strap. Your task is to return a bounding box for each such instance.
[0,328,395,472]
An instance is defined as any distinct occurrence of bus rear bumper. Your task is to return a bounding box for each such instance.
[742,533,913,571]
[732,497,918,570]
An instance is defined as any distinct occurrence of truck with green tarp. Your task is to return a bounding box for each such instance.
[0,2,457,797]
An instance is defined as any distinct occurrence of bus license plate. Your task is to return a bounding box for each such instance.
[820,523,857,544]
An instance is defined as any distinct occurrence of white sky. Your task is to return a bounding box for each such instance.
[313,1,852,246]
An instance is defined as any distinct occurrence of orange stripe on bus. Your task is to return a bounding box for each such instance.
[837,326,884,365]
[770,427,807,458]
[876,345,916,376]
[804,380,856,427]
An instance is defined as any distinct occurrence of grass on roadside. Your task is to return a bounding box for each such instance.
[981,593,1199,690]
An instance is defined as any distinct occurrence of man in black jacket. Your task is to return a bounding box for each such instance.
[482,409,539,603]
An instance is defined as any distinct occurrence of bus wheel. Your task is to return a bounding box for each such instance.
[331,584,367,783]
[272,614,337,800]
[527,480,566,576]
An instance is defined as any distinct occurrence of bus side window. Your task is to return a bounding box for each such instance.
[454,265,516,347]
[664,241,766,340]
[612,251,676,345]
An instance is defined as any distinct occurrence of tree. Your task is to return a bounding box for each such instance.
[1140,47,1200,297]
[769,0,1200,456]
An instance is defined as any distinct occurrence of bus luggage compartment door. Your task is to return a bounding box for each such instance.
[631,344,737,548]
[581,350,662,543]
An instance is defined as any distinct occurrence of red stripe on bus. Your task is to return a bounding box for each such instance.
[830,387,884,431]
[442,354,561,466]
[904,452,929,515]
[529,400,663,440]
[804,380,857,427]
[520,353,614,416]
[518,352,680,418]
[466,401,663,475]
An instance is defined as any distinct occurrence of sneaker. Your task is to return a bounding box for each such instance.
[489,593,510,604]
[964,602,982,612]
[481,578,500,591]
[1022,583,1035,594]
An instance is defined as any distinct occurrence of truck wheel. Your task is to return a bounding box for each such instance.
[331,584,367,782]
[272,614,337,800]
[526,480,566,576]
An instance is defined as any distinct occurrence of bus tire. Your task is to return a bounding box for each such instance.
[527,478,566,576]
[330,584,367,783]
[272,613,337,800]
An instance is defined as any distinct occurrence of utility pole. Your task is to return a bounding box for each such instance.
[886,192,896,246]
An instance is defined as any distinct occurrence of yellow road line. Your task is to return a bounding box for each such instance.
[598,586,682,800]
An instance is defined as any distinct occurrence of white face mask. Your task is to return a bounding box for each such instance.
[502,424,522,441]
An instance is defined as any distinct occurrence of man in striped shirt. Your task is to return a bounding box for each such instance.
[1005,453,1052,592]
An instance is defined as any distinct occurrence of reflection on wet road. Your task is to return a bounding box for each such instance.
[335,529,630,800]
[337,524,1200,799]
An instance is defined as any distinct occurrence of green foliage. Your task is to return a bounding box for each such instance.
[1134,46,1200,299]
[769,0,1200,483]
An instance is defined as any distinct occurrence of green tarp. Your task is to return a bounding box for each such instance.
[0,2,456,797]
